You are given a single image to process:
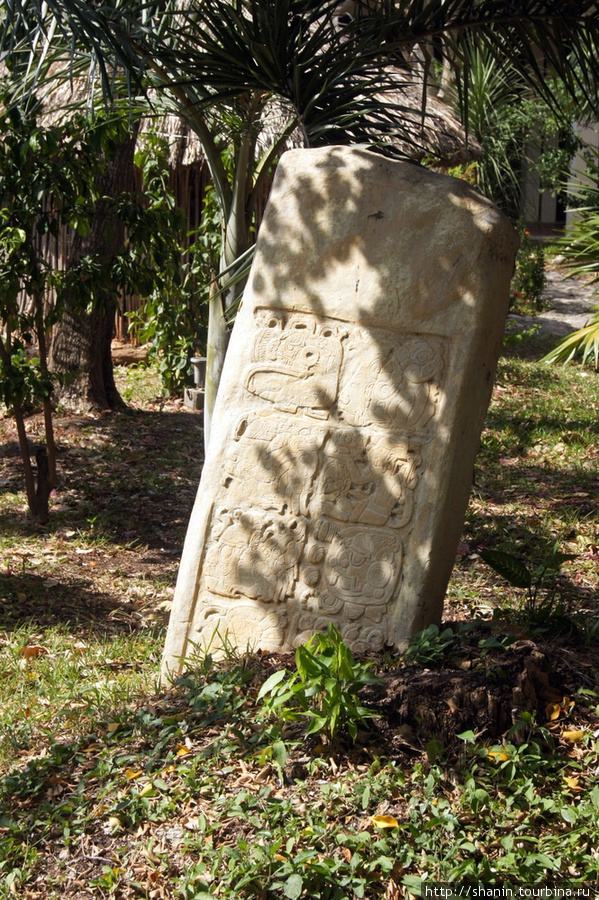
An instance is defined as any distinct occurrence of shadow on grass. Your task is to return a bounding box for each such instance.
[501,332,577,364]
[0,405,204,635]
[0,406,203,552]
[0,568,169,636]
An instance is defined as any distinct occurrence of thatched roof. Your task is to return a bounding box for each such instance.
[13,51,478,171]
[139,81,479,171]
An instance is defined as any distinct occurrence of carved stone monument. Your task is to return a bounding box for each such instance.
[162,146,518,675]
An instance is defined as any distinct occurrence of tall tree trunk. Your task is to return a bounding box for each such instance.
[50,133,137,412]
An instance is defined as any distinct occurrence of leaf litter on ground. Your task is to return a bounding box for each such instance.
[0,354,598,897]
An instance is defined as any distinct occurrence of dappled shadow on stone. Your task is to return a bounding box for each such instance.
[164,146,518,672]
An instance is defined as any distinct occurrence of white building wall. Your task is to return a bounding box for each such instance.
[566,122,599,230]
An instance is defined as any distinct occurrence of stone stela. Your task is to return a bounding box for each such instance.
[162,146,518,675]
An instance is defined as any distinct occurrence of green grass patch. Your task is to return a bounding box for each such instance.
[0,354,598,897]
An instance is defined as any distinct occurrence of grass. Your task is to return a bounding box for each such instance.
[0,345,598,898]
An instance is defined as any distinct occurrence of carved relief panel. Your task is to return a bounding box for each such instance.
[193,307,448,652]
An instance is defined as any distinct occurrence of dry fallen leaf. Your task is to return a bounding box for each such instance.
[386,878,401,900]
[562,729,586,743]
[546,702,561,721]
[18,645,47,660]
[371,815,399,829]
[563,775,583,792]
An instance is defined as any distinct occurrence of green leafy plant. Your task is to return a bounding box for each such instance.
[257,624,380,744]
[447,42,580,222]
[0,86,102,522]
[542,303,599,369]
[404,623,456,667]
[481,544,577,612]
[125,136,216,396]
[503,321,541,347]
[510,223,546,313]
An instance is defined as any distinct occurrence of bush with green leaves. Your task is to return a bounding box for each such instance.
[404,623,457,667]
[0,86,104,522]
[448,43,580,222]
[481,544,577,611]
[510,223,546,313]
[258,624,380,744]
[481,543,579,635]
[125,136,216,396]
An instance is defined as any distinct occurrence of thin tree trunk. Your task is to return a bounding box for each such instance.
[0,331,51,524]
[204,282,228,448]
[34,292,56,489]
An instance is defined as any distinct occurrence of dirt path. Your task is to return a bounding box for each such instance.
[509,266,597,338]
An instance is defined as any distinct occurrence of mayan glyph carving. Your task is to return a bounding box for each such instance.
[338,331,445,432]
[244,311,347,414]
[162,146,518,674]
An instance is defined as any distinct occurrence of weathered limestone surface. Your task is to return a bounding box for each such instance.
[162,146,518,675]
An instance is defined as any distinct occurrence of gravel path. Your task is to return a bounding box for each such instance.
[508,267,597,338]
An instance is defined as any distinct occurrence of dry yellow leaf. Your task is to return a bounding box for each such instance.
[371,815,399,829]
[546,702,561,721]
[487,749,509,762]
[562,729,585,743]
[139,782,157,797]
[563,776,583,792]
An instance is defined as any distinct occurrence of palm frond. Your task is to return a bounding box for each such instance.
[4,1,599,161]
[541,305,599,369]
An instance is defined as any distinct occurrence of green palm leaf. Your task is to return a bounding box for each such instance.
[542,306,599,369]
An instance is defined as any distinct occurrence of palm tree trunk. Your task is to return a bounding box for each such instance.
[203,131,252,452]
